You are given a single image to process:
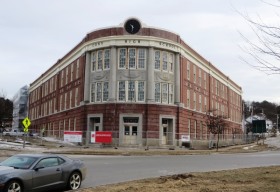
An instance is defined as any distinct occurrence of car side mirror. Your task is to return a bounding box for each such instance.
[34,166,44,171]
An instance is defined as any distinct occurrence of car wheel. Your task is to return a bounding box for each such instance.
[4,180,22,192]
[67,171,82,190]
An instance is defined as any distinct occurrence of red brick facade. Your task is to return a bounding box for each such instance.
[28,18,243,147]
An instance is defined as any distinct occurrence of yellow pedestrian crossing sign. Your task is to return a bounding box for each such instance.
[22,117,31,132]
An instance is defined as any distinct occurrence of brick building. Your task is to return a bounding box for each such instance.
[28,18,243,147]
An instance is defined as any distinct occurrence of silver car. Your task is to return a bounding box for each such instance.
[0,154,87,192]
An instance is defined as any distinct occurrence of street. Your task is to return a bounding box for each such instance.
[73,151,280,188]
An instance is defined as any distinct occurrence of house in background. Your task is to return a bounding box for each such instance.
[245,114,273,133]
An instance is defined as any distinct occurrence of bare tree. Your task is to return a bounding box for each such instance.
[206,109,228,151]
[0,95,13,129]
[238,1,280,74]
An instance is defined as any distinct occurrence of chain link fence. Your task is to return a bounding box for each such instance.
[0,128,257,150]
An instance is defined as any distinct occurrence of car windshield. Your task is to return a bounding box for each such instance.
[0,156,39,169]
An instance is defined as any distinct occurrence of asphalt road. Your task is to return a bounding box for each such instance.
[72,151,280,188]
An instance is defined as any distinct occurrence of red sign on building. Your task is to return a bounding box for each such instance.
[91,131,112,143]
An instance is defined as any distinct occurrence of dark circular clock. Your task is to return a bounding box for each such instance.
[124,19,141,34]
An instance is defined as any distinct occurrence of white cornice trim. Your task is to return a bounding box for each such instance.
[29,35,242,95]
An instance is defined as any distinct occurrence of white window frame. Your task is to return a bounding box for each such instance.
[187,89,190,108]
[169,53,174,73]
[128,48,136,69]
[92,49,111,71]
[187,61,190,80]
[193,65,196,84]
[119,48,126,69]
[118,48,146,69]
[104,49,110,69]
[193,92,196,110]
[138,48,146,69]
[155,82,174,104]
[154,50,161,70]
[154,50,174,73]
[90,82,109,103]
[76,59,80,79]
[118,81,145,102]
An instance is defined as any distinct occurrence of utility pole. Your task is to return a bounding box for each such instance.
[277,114,279,132]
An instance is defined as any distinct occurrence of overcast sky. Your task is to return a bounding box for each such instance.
[1,0,279,103]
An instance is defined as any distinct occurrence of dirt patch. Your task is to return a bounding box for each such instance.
[75,166,280,192]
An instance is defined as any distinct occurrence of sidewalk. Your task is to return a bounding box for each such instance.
[0,135,278,158]
[264,135,280,148]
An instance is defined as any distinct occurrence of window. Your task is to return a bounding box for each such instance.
[76,59,80,79]
[64,93,67,109]
[118,81,145,102]
[187,89,190,108]
[154,83,174,104]
[132,126,137,135]
[71,64,73,82]
[118,81,126,101]
[138,81,144,101]
[124,126,129,135]
[91,82,109,102]
[103,82,109,101]
[204,72,207,89]
[97,51,103,70]
[154,50,174,72]
[49,100,52,114]
[169,53,174,72]
[128,81,135,101]
[162,52,168,71]
[61,70,64,87]
[91,84,96,103]
[54,98,56,112]
[66,67,68,84]
[169,84,174,104]
[198,69,201,86]
[75,88,79,106]
[119,48,126,69]
[1,156,38,169]
[193,92,196,110]
[60,95,63,111]
[193,65,196,83]
[199,95,202,111]
[204,97,207,111]
[36,158,59,168]
[187,61,190,80]
[92,49,111,71]
[104,50,110,69]
[162,83,168,103]
[216,80,219,95]
[92,52,96,71]
[155,83,161,102]
[96,83,102,102]
[69,90,72,108]
[129,49,136,69]
[118,48,146,69]
[155,51,160,70]
[138,49,146,69]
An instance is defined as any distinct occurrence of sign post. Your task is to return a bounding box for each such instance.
[22,117,31,148]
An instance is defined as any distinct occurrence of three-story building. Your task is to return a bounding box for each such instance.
[28,18,243,147]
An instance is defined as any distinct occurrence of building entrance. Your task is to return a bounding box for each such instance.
[123,125,138,145]
[119,115,142,146]
[161,118,174,146]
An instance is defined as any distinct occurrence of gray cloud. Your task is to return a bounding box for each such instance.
[0,0,279,103]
